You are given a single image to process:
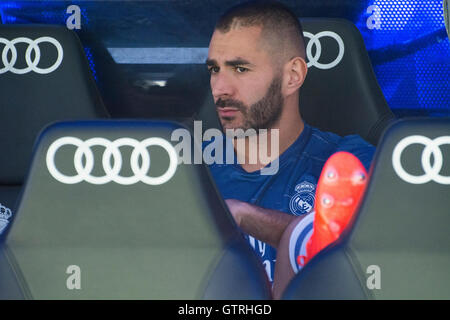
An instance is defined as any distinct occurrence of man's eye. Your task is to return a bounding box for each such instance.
[235,66,248,73]
[208,66,219,74]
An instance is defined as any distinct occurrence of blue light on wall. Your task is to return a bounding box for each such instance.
[83,47,98,82]
[0,2,20,10]
[1,1,68,25]
[1,0,448,116]
[2,15,17,23]
[0,1,20,23]
[358,0,449,114]
[0,1,89,28]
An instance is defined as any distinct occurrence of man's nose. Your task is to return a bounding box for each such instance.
[211,72,235,100]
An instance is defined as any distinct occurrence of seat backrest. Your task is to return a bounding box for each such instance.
[299,18,394,145]
[0,25,109,186]
[195,18,395,145]
[283,118,450,299]
[0,120,271,299]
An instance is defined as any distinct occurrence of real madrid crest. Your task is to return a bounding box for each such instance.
[0,203,12,235]
[289,181,316,216]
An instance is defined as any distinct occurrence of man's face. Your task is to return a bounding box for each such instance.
[207,26,284,131]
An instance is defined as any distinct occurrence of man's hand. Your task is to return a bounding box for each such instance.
[224,199,297,248]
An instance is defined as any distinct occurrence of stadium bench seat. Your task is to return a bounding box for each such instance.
[0,120,271,299]
[0,25,109,212]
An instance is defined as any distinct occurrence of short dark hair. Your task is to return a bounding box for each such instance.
[215,1,306,61]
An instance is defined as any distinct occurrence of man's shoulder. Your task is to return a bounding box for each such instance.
[335,134,375,171]
[303,126,342,158]
[306,125,375,171]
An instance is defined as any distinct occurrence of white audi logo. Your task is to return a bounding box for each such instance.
[392,135,450,185]
[46,137,178,185]
[303,31,344,70]
[0,36,63,74]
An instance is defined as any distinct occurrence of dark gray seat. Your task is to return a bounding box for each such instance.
[283,118,450,299]
[0,25,109,212]
[195,18,395,146]
[0,120,271,299]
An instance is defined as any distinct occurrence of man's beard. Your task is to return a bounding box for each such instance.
[216,76,284,132]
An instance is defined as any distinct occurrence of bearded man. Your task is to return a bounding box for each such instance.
[204,1,375,284]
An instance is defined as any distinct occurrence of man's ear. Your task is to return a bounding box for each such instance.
[282,57,308,96]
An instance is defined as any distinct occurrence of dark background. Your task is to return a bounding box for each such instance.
[1,0,449,119]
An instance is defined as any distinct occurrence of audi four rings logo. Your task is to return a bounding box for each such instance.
[303,31,344,70]
[392,135,450,185]
[46,137,178,185]
[0,37,63,74]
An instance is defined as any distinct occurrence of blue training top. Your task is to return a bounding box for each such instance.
[204,123,375,282]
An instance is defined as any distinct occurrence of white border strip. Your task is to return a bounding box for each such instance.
[107,47,209,64]
[288,211,315,274]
